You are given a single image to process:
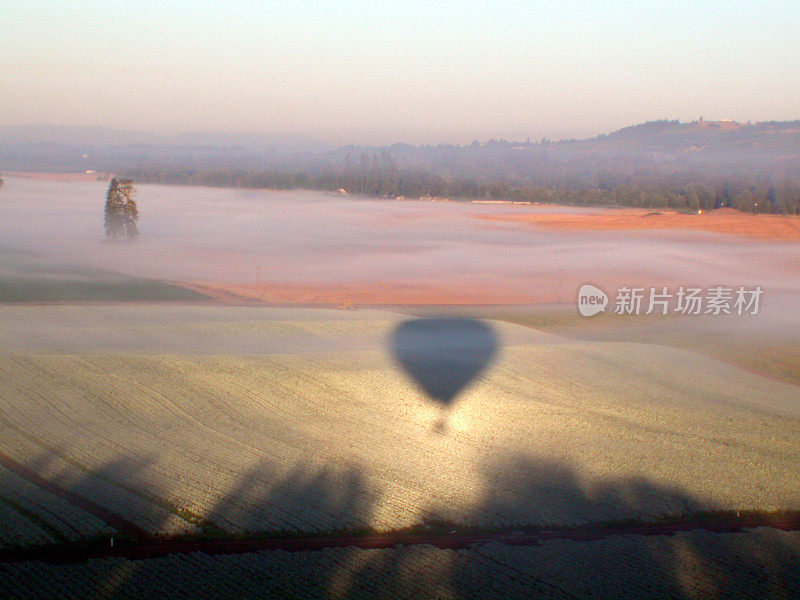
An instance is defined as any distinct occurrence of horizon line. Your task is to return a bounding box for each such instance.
[5,117,800,148]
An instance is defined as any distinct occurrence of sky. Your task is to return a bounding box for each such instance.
[3,1,800,144]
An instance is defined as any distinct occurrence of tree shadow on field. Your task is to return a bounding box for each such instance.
[389,318,500,431]
[440,454,800,599]
[3,450,800,599]
[204,460,374,534]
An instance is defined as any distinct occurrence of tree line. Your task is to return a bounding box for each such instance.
[122,156,800,214]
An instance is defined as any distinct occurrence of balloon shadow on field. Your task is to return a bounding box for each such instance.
[388,318,500,431]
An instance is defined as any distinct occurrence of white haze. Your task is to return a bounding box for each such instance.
[1,175,798,338]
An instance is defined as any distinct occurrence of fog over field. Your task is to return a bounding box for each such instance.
[2,175,798,300]
[1,176,799,597]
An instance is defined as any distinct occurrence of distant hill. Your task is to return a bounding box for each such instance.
[2,121,799,214]
[0,126,334,172]
[0,125,332,150]
[0,126,164,147]
[602,119,800,153]
[2,120,799,173]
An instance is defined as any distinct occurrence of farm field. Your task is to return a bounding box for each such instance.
[478,208,800,241]
[1,178,800,597]
[2,306,800,536]
[482,304,800,387]
[2,528,799,599]
[0,249,206,304]
[2,175,799,307]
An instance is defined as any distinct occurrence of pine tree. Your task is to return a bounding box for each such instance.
[104,178,138,239]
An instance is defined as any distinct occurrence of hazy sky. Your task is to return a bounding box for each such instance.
[3,1,800,143]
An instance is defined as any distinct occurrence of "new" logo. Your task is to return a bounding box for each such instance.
[577,284,608,317]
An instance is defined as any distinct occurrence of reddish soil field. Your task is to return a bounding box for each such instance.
[477,208,800,241]
[183,271,675,307]
[185,280,539,307]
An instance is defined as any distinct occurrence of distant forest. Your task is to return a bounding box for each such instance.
[4,120,800,213]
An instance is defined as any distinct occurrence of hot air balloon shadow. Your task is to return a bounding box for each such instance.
[389,318,500,433]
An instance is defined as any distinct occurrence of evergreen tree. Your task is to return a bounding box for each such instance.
[104,178,138,239]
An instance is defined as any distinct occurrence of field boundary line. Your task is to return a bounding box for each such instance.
[1,510,799,565]
[0,453,148,541]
